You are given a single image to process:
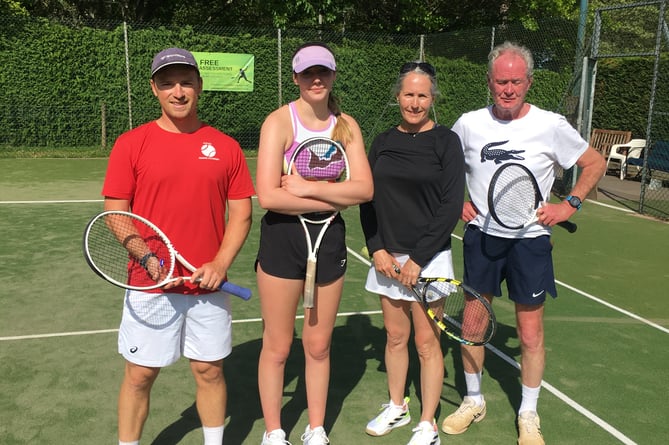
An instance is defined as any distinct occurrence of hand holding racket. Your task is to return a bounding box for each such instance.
[411,277,496,346]
[287,137,350,308]
[488,163,577,233]
[83,211,252,300]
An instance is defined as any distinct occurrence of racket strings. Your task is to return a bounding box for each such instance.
[491,169,538,227]
[86,214,173,288]
[292,141,347,181]
[459,297,495,344]
[423,281,494,344]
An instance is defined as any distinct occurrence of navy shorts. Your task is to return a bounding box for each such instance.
[255,211,347,283]
[462,225,557,305]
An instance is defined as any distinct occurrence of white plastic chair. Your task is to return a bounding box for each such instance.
[606,139,646,180]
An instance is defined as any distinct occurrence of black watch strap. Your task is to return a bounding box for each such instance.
[139,252,157,269]
[566,195,582,210]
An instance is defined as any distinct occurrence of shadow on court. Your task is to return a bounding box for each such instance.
[150,313,385,445]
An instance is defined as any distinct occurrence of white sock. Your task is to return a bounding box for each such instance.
[202,425,224,445]
[465,371,484,405]
[119,441,139,445]
[518,384,541,414]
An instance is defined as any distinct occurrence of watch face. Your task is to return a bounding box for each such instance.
[569,196,582,208]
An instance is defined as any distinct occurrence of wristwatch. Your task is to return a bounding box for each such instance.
[565,195,582,210]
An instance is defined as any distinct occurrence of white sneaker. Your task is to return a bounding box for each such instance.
[301,425,329,445]
[407,420,441,445]
[365,396,411,436]
[262,429,292,445]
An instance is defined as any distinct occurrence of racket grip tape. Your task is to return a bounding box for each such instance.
[557,220,578,233]
[219,281,252,301]
[303,259,317,308]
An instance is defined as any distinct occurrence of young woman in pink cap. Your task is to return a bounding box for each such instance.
[255,42,373,445]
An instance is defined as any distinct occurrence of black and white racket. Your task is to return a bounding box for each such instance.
[488,163,577,233]
[83,210,252,300]
[287,137,350,308]
[411,277,496,346]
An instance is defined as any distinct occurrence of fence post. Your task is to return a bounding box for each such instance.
[101,102,106,149]
[277,28,282,108]
[124,21,133,130]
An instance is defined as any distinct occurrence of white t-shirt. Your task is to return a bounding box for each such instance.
[452,104,588,239]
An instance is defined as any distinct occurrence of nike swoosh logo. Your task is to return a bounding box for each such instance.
[532,290,545,298]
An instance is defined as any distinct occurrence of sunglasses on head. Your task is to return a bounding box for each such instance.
[400,61,436,77]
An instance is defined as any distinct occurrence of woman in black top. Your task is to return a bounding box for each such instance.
[360,61,465,445]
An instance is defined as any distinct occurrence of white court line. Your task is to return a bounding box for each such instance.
[586,199,635,212]
[555,279,669,334]
[0,197,259,205]
[0,199,104,204]
[485,341,638,445]
[0,310,383,342]
[0,329,119,341]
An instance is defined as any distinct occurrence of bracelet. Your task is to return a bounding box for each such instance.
[139,252,157,269]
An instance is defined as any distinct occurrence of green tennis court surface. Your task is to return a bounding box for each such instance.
[1,158,667,444]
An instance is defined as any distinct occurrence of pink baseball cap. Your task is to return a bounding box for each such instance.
[292,45,336,73]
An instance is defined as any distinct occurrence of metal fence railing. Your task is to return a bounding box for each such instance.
[590,1,669,219]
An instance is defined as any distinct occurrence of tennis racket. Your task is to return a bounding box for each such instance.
[411,277,496,346]
[488,163,577,233]
[82,210,252,300]
[287,137,350,308]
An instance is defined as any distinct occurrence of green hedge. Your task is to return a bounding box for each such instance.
[2,16,655,152]
[592,56,669,139]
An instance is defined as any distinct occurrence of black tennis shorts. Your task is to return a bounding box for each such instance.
[255,211,347,283]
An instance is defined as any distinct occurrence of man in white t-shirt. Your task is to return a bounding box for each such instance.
[444,41,605,445]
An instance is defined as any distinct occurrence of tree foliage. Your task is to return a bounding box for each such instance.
[13,0,583,32]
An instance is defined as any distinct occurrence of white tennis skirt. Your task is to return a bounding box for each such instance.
[364,249,454,302]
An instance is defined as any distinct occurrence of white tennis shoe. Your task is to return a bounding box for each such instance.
[365,396,411,436]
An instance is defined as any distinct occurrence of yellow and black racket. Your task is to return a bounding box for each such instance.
[412,277,496,346]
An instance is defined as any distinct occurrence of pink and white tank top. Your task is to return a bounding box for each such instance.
[283,101,336,173]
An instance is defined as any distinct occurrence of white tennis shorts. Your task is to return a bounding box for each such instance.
[364,249,454,303]
[118,290,232,367]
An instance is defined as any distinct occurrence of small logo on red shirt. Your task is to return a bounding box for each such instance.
[200,143,217,158]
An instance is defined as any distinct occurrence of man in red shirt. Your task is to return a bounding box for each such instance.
[102,47,255,445]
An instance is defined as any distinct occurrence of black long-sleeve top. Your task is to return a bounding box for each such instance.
[359,125,465,267]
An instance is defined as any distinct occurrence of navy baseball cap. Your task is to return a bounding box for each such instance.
[151,48,199,76]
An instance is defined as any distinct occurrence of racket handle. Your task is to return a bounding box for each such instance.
[303,259,317,308]
[557,220,578,233]
[219,281,252,301]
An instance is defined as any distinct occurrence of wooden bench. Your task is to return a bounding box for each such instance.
[589,128,632,158]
